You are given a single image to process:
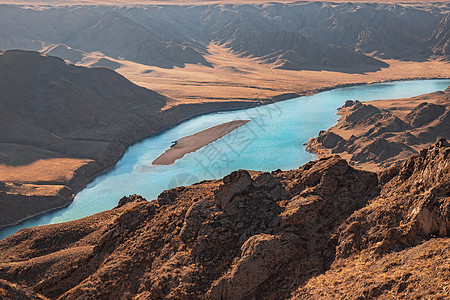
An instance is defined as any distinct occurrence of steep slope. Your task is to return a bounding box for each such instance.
[227,30,388,72]
[0,5,210,69]
[0,50,166,159]
[41,44,85,64]
[0,140,448,299]
[307,87,450,170]
[200,2,446,61]
[0,279,47,300]
[302,4,429,59]
[0,50,166,227]
[295,139,450,298]
[429,13,450,60]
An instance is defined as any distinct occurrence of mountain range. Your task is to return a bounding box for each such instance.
[0,2,449,71]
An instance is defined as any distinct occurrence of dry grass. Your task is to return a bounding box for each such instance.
[0,158,93,184]
[295,239,450,299]
[5,183,66,197]
[117,43,450,106]
[368,91,450,119]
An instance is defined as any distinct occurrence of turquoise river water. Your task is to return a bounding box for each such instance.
[1,79,449,239]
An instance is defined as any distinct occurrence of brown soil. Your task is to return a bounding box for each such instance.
[0,140,448,299]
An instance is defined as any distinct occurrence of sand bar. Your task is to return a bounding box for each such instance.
[152,120,250,165]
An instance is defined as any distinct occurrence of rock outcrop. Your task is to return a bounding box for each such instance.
[307,87,450,170]
[0,140,449,299]
[428,13,450,60]
[0,279,47,300]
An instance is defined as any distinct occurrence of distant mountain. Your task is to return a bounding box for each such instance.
[429,13,450,60]
[300,4,432,59]
[227,30,389,72]
[68,12,211,68]
[199,2,446,61]
[0,5,210,69]
[0,3,448,69]
[41,44,85,64]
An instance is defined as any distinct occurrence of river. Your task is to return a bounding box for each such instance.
[1,79,449,239]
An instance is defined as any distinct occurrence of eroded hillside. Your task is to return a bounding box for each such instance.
[307,86,450,170]
[0,140,448,299]
[0,50,167,227]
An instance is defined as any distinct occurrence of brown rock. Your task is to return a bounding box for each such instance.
[0,141,449,299]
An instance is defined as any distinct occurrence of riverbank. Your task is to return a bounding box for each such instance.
[2,78,450,231]
[0,101,260,229]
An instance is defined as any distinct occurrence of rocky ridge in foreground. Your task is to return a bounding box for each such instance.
[0,140,449,299]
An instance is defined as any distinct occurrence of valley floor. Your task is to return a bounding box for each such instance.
[117,43,450,105]
[1,43,449,230]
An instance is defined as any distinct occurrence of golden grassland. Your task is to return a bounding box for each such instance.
[117,43,450,107]
[0,158,93,184]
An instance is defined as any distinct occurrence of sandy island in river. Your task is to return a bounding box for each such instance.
[152,120,250,165]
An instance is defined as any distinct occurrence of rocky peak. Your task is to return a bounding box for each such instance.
[116,194,147,208]
[213,169,253,210]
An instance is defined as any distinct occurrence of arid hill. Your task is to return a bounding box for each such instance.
[0,49,168,227]
[0,2,449,106]
[0,140,448,299]
[226,30,388,72]
[0,5,210,69]
[0,2,449,70]
[429,13,450,59]
[307,86,450,170]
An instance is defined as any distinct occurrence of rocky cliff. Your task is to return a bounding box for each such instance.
[0,140,448,299]
[429,13,450,60]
